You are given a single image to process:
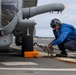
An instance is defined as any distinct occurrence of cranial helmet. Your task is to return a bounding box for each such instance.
[50,18,61,28]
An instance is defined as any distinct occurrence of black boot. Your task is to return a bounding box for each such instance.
[56,51,67,57]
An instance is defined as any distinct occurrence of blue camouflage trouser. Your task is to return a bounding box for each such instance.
[58,40,76,53]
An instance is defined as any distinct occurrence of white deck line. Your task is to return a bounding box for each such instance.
[0,62,38,66]
[0,68,76,71]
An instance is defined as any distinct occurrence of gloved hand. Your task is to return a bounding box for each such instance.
[47,43,53,50]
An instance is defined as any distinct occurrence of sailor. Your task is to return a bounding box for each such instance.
[48,18,76,57]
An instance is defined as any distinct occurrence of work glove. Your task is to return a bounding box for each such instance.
[47,43,53,50]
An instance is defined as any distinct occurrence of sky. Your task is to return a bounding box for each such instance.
[31,0,76,37]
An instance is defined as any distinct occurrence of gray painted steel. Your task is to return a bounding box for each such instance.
[15,19,35,36]
[0,0,2,28]
[0,33,13,47]
[22,3,64,18]
[22,0,37,7]
[0,0,65,48]
[3,13,18,35]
